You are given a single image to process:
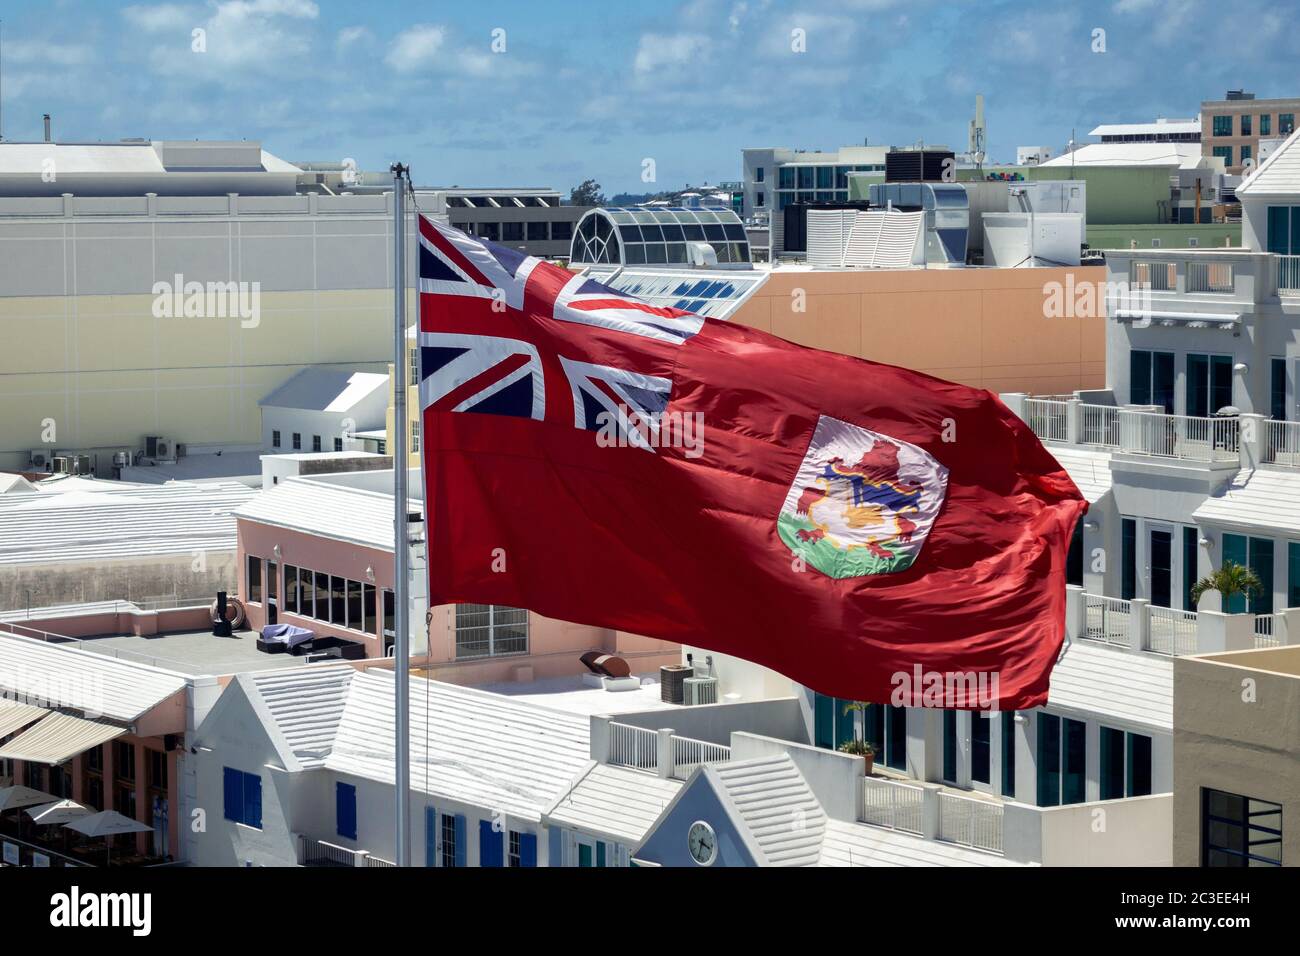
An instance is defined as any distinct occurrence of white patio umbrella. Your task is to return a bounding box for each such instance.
[0,785,58,813]
[26,799,90,826]
[64,810,153,867]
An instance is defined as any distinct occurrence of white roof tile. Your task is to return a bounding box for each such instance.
[712,755,826,866]
[1048,446,1112,503]
[0,480,254,566]
[819,818,1029,866]
[1049,641,1172,731]
[245,664,355,771]
[1192,468,1300,536]
[1040,142,1204,170]
[1235,128,1300,197]
[326,671,591,820]
[544,763,682,844]
[234,477,417,551]
[0,633,187,724]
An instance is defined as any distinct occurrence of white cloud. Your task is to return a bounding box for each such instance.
[337,25,373,49]
[123,3,196,34]
[386,24,446,73]
[2,41,96,67]
[633,33,711,74]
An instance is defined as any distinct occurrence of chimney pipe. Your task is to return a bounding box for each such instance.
[43,113,51,143]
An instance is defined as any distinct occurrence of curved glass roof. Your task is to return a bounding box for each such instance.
[571,206,751,267]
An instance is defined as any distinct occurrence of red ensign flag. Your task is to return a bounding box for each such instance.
[417,217,1086,710]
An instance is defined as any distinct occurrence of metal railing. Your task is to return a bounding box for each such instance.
[0,833,92,868]
[671,735,731,780]
[1264,420,1300,467]
[1118,410,1239,461]
[1084,594,1131,647]
[1146,605,1198,656]
[861,776,924,834]
[1079,404,1120,447]
[1024,398,1069,443]
[364,855,397,868]
[1254,614,1279,649]
[1131,260,1175,292]
[299,837,360,867]
[607,723,659,772]
[1278,255,1300,295]
[937,792,1004,854]
[1187,261,1234,293]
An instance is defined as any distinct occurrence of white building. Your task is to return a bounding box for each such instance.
[258,368,389,455]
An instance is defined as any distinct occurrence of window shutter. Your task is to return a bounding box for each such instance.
[245,773,262,830]
[479,819,503,867]
[454,814,467,867]
[424,807,437,867]
[596,841,606,867]
[520,832,538,867]
[547,827,562,867]
[222,767,241,823]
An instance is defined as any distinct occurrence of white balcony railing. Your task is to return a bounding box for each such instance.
[671,735,731,780]
[1079,403,1120,448]
[1264,420,1300,467]
[607,723,659,772]
[862,776,924,834]
[1146,605,1198,656]
[1117,410,1239,462]
[1023,398,1069,442]
[937,791,1004,854]
[1278,255,1300,295]
[1254,614,1279,648]
[1186,260,1234,293]
[1084,594,1131,647]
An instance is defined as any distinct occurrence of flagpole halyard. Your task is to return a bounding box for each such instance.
[391,162,411,867]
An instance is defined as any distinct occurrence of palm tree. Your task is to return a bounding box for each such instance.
[839,701,876,758]
[1189,561,1263,611]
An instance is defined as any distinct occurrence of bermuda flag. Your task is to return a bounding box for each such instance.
[417,216,1086,710]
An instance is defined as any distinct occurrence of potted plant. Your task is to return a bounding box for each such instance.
[838,700,877,775]
[1190,560,1263,612]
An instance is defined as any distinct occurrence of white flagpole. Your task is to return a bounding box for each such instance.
[391,162,411,867]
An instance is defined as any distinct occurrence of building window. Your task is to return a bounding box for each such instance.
[222,768,262,829]
[1100,727,1152,799]
[454,604,528,658]
[1129,349,1174,412]
[1067,516,1084,587]
[1212,115,1233,137]
[1183,526,1199,611]
[1240,114,1252,136]
[1241,144,1252,164]
[863,702,907,771]
[292,432,301,450]
[1186,353,1233,418]
[1121,517,1137,600]
[755,167,764,183]
[362,583,375,635]
[336,782,357,840]
[1289,542,1300,608]
[503,222,524,242]
[1036,714,1086,806]
[247,555,262,603]
[1271,358,1287,423]
[1260,114,1272,136]
[330,575,346,625]
[1001,711,1017,798]
[334,437,343,452]
[1221,534,1273,615]
[1266,205,1300,255]
[1213,145,1233,165]
[508,831,522,867]
[410,420,420,454]
[347,579,362,630]
[527,221,548,241]
[778,166,795,190]
[441,813,460,867]
[550,220,572,241]
[284,565,298,613]
[755,191,764,208]
[942,710,957,783]
[1281,114,1296,135]
[272,430,281,448]
[312,435,321,453]
[971,712,991,785]
[1202,789,1282,866]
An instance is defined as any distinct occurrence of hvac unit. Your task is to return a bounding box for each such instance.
[28,449,53,471]
[52,456,72,475]
[144,436,176,462]
[683,677,719,707]
[175,443,187,459]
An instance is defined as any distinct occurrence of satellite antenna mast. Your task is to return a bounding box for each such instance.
[968,94,986,173]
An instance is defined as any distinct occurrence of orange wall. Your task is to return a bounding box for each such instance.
[731,266,1107,397]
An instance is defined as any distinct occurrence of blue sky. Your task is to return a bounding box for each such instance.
[0,0,1294,193]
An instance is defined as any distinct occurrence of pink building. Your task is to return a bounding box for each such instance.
[234,467,678,685]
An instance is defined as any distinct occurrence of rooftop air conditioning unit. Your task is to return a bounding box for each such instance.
[683,676,718,707]
[28,450,52,471]
[145,436,176,462]
[686,241,718,268]
[51,456,72,475]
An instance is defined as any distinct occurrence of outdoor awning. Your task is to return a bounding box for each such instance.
[0,712,125,766]
[0,700,48,738]
[1112,309,1241,329]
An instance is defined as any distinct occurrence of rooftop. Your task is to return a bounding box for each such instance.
[234,474,419,551]
[241,664,357,771]
[1236,127,1300,198]
[471,672,677,717]
[1192,467,1300,536]
[544,762,683,845]
[259,368,389,414]
[1049,640,1173,731]
[1089,119,1200,137]
[1040,142,1207,170]
[58,627,314,677]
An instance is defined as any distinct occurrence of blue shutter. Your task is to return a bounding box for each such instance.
[454,814,467,867]
[519,832,537,868]
[244,773,262,830]
[596,841,607,867]
[479,819,503,867]
[222,767,241,823]
[425,807,437,867]
[548,827,562,867]
[336,782,357,840]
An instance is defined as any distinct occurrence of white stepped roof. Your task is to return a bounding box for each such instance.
[234,476,417,551]
[326,670,591,820]
[244,664,356,771]
[1089,120,1200,138]
[1192,467,1300,535]
[1236,128,1300,198]
[0,633,187,724]
[259,368,388,413]
[819,818,1029,866]
[1041,142,1204,169]
[0,142,300,176]
[1048,641,1172,731]
[544,762,682,844]
[1048,445,1112,503]
[712,754,826,866]
[0,479,254,566]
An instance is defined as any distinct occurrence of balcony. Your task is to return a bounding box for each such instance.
[1070,588,1296,654]
[1020,397,1243,465]
[1277,255,1300,295]
[298,835,394,868]
[606,722,731,780]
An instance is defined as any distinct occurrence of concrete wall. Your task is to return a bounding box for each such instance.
[590,697,807,755]
[1173,650,1300,866]
[960,166,1174,225]
[730,266,1107,397]
[0,551,235,612]
[729,732,863,822]
[1087,223,1241,250]
[1003,793,1173,865]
